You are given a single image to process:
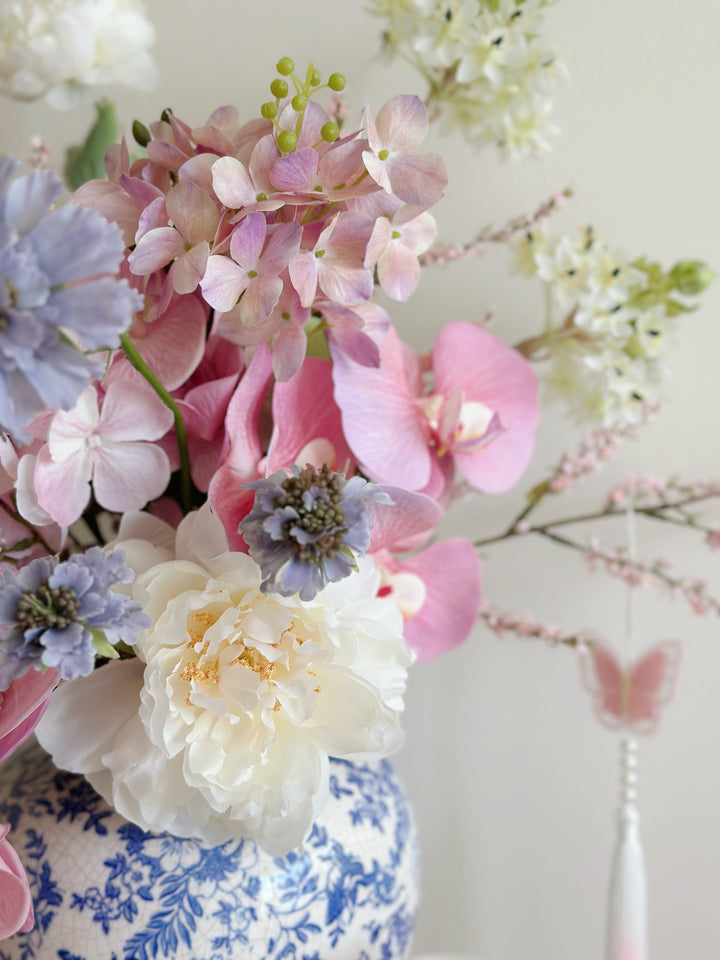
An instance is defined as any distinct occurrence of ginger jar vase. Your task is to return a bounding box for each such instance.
[0,739,419,960]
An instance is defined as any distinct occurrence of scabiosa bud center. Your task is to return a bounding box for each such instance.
[274,464,348,563]
[16,584,80,631]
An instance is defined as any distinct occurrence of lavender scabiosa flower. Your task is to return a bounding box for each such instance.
[0,547,150,690]
[0,155,142,442]
[240,464,392,601]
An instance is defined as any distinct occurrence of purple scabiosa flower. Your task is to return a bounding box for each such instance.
[240,463,392,601]
[0,155,142,442]
[0,547,149,690]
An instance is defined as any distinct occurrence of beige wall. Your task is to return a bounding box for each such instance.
[2,1,719,956]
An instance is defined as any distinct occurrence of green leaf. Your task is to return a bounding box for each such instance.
[90,627,120,660]
[64,100,119,190]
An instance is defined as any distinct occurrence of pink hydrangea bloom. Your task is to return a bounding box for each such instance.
[289,211,374,309]
[201,214,301,320]
[363,95,447,206]
[0,825,34,939]
[34,381,174,527]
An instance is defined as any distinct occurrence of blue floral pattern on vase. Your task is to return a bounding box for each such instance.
[0,740,419,960]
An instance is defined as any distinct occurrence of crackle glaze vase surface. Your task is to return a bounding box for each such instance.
[0,740,419,960]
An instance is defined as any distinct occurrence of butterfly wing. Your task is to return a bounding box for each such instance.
[627,640,683,735]
[579,642,626,729]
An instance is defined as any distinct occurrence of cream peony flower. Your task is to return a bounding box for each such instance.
[37,506,413,855]
[0,0,158,109]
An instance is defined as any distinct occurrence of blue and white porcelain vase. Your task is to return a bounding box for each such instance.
[0,740,419,960]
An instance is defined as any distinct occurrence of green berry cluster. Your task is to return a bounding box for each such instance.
[260,57,347,154]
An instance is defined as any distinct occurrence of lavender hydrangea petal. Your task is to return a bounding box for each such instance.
[30,204,125,284]
[0,161,141,440]
[5,169,64,237]
[48,278,143,348]
[0,549,150,690]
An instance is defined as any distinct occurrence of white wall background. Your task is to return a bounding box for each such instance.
[2,2,719,957]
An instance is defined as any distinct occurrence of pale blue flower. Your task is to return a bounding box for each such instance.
[0,547,150,690]
[0,156,142,441]
[240,464,392,601]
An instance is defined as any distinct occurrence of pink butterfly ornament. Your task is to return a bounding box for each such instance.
[579,639,683,734]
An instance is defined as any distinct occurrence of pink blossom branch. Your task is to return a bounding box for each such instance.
[479,605,593,648]
[540,529,720,616]
[419,187,573,268]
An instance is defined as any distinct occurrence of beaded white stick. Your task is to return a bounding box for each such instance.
[605,508,647,960]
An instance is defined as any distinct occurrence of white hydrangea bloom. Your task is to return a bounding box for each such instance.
[37,506,413,855]
[370,0,565,159]
[0,0,158,109]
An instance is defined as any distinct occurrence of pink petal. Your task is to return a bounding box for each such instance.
[98,381,174,442]
[270,147,319,192]
[129,226,185,275]
[271,324,307,382]
[330,330,431,489]
[377,238,421,301]
[374,95,429,153]
[207,466,256,551]
[239,275,283,326]
[34,443,92,527]
[433,322,540,493]
[229,211,266,267]
[0,834,34,939]
[166,181,219,246]
[91,441,171,511]
[368,486,442,553]
[385,153,447,206]
[182,372,240,442]
[269,358,354,471]
[396,539,481,661]
[200,254,248,312]
[217,342,273,477]
[172,241,210,295]
[128,293,208,391]
[288,249,319,307]
[0,668,59,763]
[47,389,97,461]
[259,221,302,277]
[212,156,255,208]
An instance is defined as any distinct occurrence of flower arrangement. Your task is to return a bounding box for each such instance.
[0,0,716,951]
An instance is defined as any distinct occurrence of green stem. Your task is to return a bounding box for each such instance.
[120,333,192,513]
[0,498,53,554]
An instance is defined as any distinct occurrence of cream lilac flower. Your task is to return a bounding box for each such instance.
[36,506,412,855]
[0,157,142,442]
[0,0,158,110]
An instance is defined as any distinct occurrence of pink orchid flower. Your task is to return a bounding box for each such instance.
[368,488,482,660]
[209,350,357,548]
[289,211,374,308]
[0,826,34,939]
[34,381,174,527]
[363,95,448,206]
[0,668,58,764]
[332,321,540,499]
[201,214,302,321]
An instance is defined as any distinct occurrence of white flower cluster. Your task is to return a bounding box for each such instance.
[0,0,158,109]
[370,0,564,159]
[513,227,708,427]
[38,508,412,855]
